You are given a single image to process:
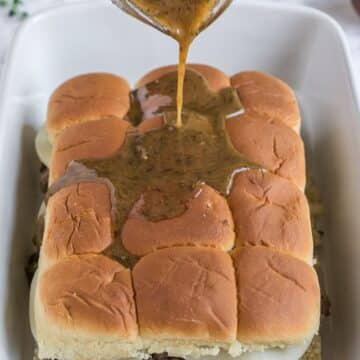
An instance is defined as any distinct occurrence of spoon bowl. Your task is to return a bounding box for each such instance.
[111,0,233,38]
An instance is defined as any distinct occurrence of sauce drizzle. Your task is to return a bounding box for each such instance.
[128,0,218,127]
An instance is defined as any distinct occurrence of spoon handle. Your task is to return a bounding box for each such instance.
[353,0,360,15]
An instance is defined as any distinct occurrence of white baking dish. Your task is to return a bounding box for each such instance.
[0,0,359,359]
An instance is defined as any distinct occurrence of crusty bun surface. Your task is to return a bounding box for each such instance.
[133,247,237,356]
[41,182,113,269]
[231,71,301,132]
[232,246,320,345]
[226,112,306,190]
[229,169,313,263]
[49,117,129,184]
[47,73,130,142]
[34,254,139,360]
[122,184,235,256]
[136,64,230,92]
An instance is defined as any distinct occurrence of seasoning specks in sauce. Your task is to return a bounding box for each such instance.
[48,2,243,267]
[49,70,257,266]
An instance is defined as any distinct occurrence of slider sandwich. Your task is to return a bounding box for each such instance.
[31,65,321,360]
[35,73,131,169]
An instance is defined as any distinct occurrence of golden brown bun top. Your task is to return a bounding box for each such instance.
[231,71,301,130]
[232,246,320,344]
[41,182,113,268]
[38,254,138,338]
[229,169,313,262]
[136,64,230,92]
[122,184,235,256]
[226,112,305,190]
[50,117,129,184]
[47,73,130,142]
[133,247,237,342]
[37,67,317,353]
[137,115,166,134]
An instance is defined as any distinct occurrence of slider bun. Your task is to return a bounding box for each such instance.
[134,65,230,124]
[136,63,230,92]
[34,255,139,360]
[232,246,320,345]
[47,73,130,142]
[229,169,313,263]
[41,182,113,269]
[226,112,306,190]
[137,114,165,134]
[133,247,237,357]
[231,71,301,132]
[122,184,235,257]
[50,117,129,184]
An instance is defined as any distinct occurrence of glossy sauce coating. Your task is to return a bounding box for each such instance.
[49,70,256,265]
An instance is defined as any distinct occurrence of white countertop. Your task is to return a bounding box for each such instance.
[0,0,359,90]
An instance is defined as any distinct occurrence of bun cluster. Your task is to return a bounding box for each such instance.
[32,65,320,360]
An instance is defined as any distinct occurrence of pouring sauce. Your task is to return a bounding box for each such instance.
[128,0,218,127]
[48,2,247,266]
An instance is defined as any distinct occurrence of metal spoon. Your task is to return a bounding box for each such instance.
[111,0,233,38]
